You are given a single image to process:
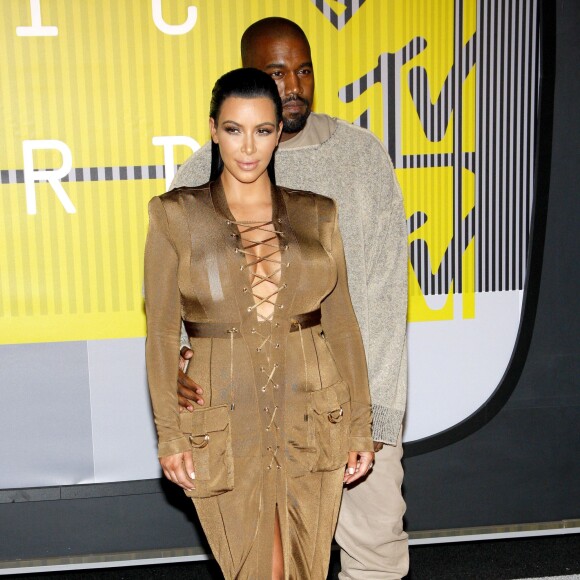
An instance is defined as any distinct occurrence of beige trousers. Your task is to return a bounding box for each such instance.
[335,431,408,579]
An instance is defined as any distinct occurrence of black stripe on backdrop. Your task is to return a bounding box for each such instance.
[405,0,553,457]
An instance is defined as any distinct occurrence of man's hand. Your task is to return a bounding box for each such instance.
[178,347,204,411]
[159,451,196,491]
[343,450,375,485]
[373,441,384,452]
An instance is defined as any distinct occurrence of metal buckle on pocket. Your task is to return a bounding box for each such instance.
[189,434,210,448]
[327,407,344,424]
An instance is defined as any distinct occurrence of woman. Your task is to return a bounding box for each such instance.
[145,68,374,579]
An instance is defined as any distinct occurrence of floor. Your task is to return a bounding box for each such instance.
[8,534,580,579]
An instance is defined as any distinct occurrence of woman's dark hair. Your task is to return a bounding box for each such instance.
[209,68,283,183]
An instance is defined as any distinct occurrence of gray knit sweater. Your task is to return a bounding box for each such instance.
[172,113,407,445]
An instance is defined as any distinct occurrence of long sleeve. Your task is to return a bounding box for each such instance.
[360,137,408,445]
[321,204,373,453]
[171,143,212,350]
[144,196,189,457]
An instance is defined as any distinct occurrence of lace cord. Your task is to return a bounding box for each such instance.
[231,218,285,323]
[228,217,287,470]
[266,405,278,431]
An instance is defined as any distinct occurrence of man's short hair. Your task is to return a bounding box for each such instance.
[241,17,311,66]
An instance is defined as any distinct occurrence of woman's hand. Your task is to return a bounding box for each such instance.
[343,450,375,485]
[160,451,196,491]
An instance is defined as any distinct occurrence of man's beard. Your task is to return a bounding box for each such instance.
[282,96,311,134]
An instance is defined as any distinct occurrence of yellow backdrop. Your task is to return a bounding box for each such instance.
[1,0,476,343]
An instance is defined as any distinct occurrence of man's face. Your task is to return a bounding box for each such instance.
[246,34,315,140]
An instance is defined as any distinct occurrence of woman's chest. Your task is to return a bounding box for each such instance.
[181,207,336,317]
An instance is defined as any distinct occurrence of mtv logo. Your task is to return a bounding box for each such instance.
[339,0,541,449]
[311,0,367,30]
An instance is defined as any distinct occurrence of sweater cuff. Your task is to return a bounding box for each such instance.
[371,405,404,445]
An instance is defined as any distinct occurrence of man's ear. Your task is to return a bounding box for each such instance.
[209,117,218,143]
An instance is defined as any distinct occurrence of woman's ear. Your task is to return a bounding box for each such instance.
[276,121,283,144]
[209,117,218,144]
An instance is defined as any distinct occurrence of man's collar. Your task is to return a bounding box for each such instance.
[278,112,338,150]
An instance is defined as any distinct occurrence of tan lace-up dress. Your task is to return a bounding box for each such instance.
[145,180,373,579]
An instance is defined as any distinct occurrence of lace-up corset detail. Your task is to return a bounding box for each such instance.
[231,219,285,322]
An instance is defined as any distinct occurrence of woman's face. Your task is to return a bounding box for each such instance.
[210,96,282,186]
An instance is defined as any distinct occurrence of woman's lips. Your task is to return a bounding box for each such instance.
[236,160,259,171]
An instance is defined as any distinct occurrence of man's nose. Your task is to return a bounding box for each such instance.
[284,72,303,96]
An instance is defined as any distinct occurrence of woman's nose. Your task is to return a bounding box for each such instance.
[241,135,256,155]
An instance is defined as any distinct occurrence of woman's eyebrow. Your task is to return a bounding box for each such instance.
[221,120,276,127]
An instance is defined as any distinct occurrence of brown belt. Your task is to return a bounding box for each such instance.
[184,309,321,339]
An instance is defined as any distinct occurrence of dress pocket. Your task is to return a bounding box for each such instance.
[286,391,317,478]
[310,381,351,472]
[179,405,234,498]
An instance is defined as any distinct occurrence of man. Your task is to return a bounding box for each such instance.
[172,17,408,579]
